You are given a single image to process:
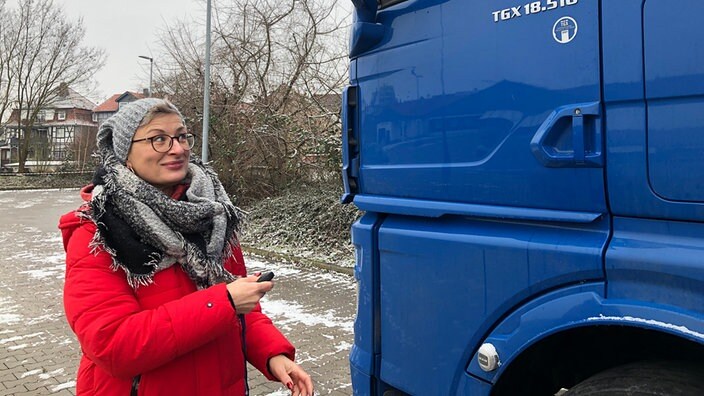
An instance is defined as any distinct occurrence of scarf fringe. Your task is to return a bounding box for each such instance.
[87,223,161,287]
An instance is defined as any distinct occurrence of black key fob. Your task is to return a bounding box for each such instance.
[257,271,275,282]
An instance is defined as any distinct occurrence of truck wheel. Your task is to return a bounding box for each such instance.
[565,361,704,395]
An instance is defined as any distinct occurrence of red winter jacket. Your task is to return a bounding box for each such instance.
[59,186,295,395]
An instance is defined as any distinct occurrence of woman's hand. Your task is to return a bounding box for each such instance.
[268,354,314,396]
[225,275,273,314]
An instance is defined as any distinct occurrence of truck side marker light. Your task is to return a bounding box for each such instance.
[477,343,500,372]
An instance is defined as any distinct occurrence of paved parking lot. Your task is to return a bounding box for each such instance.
[0,189,356,395]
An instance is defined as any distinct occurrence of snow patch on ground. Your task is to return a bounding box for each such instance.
[20,263,65,280]
[0,332,43,345]
[14,200,39,209]
[46,233,63,242]
[52,381,76,392]
[335,341,352,352]
[21,369,42,378]
[247,256,354,289]
[39,368,65,379]
[247,258,302,277]
[0,313,21,325]
[265,390,290,396]
[0,297,21,325]
[25,313,63,326]
[260,297,353,333]
[303,271,356,290]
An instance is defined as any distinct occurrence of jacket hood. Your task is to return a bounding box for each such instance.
[58,184,95,252]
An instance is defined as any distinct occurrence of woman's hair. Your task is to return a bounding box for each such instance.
[139,100,183,127]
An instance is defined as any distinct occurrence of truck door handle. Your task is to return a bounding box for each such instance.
[342,85,360,204]
[530,101,602,168]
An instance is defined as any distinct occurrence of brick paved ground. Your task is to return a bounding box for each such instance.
[0,189,355,395]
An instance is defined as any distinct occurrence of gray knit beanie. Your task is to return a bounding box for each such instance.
[96,98,183,163]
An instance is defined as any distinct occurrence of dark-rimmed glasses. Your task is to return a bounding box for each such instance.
[131,133,195,153]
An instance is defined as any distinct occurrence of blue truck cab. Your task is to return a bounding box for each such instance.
[342,0,704,394]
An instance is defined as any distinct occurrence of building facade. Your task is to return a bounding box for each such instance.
[1,86,97,172]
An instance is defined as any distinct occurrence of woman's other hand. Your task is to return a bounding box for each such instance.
[226,275,273,314]
[269,354,314,396]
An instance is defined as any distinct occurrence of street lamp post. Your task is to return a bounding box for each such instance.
[138,55,153,97]
[202,0,212,162]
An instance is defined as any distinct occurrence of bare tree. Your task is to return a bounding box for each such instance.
[67,124,98,172]
[2,0,104,172]
[156,0,348,202]
[0,0,18,124]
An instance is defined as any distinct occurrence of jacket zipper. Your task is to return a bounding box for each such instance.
[239,314,249,396]
[131,374,141,396]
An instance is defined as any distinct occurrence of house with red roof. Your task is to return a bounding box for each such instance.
[92,91,146,126]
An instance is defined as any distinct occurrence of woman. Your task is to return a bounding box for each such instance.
[59,98,314,396]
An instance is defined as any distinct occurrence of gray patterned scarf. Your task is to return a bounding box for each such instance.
[86,158,242,289]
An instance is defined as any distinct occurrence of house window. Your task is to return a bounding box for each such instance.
[55,127,66,139]
[92,113,98,122]
[57,110,66,120]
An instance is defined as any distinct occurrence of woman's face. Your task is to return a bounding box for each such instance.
[126,113,190,194]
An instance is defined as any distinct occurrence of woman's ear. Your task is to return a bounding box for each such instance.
[126,161,134,173]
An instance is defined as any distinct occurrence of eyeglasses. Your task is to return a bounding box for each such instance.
[131,133,196,153]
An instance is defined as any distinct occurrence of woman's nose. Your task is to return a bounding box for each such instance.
[168,139,187,155]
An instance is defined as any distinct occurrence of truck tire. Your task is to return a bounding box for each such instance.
[565,361,704,396]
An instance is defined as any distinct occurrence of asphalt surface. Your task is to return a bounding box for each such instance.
[0,189,356,395]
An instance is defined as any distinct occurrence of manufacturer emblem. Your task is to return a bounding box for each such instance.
[553,16,578,44]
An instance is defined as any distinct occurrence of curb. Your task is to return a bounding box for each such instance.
[0,187,80,191]
[0,186,84,191]
[0,171,92,176]
[241,244,354,276]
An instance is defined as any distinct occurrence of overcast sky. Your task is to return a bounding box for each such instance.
[54,0,352,105]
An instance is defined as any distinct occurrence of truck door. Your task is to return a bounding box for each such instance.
[345,0,611,395]
[604,0,704,318]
